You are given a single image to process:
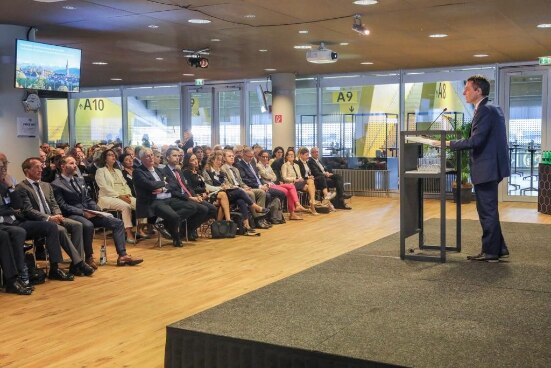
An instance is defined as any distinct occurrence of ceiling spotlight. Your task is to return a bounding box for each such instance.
[352,15,370,35]
[188,56,209,68]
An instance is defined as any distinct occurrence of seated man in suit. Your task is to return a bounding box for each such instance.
[16,157,94,276]
[133,148,197,247]
[162,147,215,241]
[51,156,142,266]
[222,149,270,229]
[295,147,336,206]
[0,230,32,295]
[236,147,285,225]
[308,147,352,210]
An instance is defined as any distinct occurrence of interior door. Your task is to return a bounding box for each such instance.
[501,67,548,202]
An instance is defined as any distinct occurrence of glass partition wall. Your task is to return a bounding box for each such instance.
[44,64,550,202]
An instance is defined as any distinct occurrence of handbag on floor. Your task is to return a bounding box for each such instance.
[211,220,237,238]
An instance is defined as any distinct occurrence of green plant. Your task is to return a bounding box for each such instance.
[449,121,472,186]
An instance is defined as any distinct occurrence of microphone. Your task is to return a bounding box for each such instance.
[427,107,448,130]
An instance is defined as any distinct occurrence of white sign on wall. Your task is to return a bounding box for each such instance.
[17,116,38,137]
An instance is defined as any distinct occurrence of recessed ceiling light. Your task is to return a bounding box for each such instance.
[188,19,211,24]
[353,0,378,5]
[62,5,76,10]
[294,45,312,49]
[92,61,108,65]
[111,78,122,81]
[210,38,221,42]
[259,49,268,52]
[155,57,164,60]
[429,33,448,38]
[299,30,309,34]
[182,73,195,76]
[361,61,374,65]
[264,68,276,72]
[340,42,350,46]
[148,24,159,29]
[537,23,551,28]
[474,54,489,58]
[33,0,67,3]
[244,14,256,18]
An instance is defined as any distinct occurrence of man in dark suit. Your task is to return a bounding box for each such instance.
[308,147,352,210]
[133,148,197,247]
[162,147,214,241]
[0,231,32,295]
[295,147,336,205]
[445,75,511,262]
[236,147,284,226]
[0,156,77,286]
[51,156,142,266]
[16,157,94,276]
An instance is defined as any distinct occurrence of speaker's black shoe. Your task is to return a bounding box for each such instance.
[467,253,499,263]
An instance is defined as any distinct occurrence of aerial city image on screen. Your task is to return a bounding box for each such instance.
[15,40,81,92]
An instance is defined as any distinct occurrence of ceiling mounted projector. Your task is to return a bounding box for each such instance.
[306,42,338,64]
[188,56,209,68]
[352,15,370,35]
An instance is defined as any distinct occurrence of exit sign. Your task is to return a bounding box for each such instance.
[195,79,204,86]
[539,56,551,65]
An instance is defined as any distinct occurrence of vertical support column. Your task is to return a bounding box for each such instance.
[271,73,296,150]
[0,25,40,182]
[121,87,128,145]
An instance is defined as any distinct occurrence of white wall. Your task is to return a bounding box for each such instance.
[0,24,41,182]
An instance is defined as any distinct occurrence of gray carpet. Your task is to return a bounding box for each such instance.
[166,219,551,368]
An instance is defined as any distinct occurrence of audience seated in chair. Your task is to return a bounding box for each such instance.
[202,152,266,234]
[280,149,319,215]
[95,149,139,243]
[133,148,197,247]
[295,147,336,210]
[182,153,232,222]
[236,147,287,225]
[308,147,351,210]
[14,157,90,279]
[256,150,307,220]
[222,149,271,229]
[51,156,142,266]
[162,147,215,241]
[0,230,32,295]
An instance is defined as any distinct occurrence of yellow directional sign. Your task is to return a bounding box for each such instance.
[332,90,358,104]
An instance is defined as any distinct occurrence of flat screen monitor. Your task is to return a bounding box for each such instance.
[15,39,82,92]
[256,85,269,113]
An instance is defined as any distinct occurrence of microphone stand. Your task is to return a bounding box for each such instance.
[426,108,448,131]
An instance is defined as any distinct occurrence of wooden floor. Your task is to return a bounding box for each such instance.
[1,197,549,367]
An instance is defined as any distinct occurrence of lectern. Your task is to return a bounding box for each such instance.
[399,130,462,262]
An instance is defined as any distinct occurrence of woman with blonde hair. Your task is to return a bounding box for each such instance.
[257,150,307,220]
[203,152,267,234]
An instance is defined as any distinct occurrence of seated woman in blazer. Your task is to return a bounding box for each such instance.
[182,152,232,222]
[202,152,266,234]
[95,149,138,243]
[280,149,318,215]
[257,150,307,220]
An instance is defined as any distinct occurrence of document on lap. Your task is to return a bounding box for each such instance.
[84,209,114,217]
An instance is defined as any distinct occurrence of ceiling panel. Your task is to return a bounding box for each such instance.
[1,0,549,87]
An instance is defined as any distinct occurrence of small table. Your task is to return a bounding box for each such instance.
[509,144,523,176]
[521,146,539,195]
